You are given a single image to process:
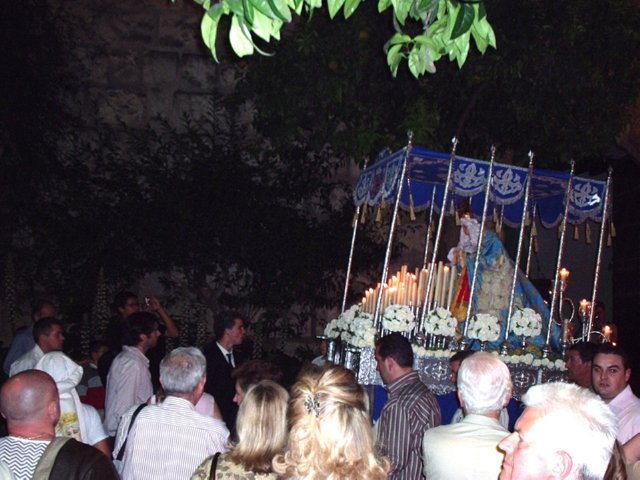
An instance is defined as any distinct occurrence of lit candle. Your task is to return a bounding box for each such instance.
[603,325,612,341]
[579,299,588,312]
[447,264,456,309]
[559,268,570,281]
[441,266,450,306]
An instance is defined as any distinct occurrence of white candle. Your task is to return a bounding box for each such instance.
[447,264,456,308]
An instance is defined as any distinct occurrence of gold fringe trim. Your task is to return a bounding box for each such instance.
[375,206,382,223]
[585,222,592,244]
[573,224,579,241]
[360,204,367,224]
[611,221,616,238]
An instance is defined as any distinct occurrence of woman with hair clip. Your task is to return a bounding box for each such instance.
[191,380,289,480]
[273,364,389,480]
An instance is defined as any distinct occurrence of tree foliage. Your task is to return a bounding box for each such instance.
[189,0,496,78]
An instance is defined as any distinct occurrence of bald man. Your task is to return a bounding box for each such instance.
[0,370,118,480]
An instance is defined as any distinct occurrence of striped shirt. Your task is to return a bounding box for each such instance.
[114,396,229,480]
[0,436,48,480]
[377,371,441,480]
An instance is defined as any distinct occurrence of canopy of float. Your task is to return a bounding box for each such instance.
[353,146,606,228]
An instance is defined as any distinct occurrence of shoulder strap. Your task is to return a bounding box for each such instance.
[116,403,147,461]
[209,452,221,480]
[32,437,72,480]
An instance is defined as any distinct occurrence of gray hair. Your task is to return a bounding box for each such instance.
[457,352,511,415]
[160,347,207,395]
[522,382,617,480]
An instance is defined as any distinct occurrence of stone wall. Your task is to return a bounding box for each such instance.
[57,0,235,130]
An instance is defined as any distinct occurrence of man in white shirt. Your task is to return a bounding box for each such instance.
[422,352,511,480]
[592,343,640,443]
[114,347,229,480]
[9,317,65,376]
[104,312,161,440]
[498,383,616,480]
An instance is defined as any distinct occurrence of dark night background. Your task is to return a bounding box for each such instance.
[1,0,640,386]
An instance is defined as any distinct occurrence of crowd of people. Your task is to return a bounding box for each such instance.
[0,294,639,480]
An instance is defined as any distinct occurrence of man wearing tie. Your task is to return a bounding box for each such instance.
[202,311,247,434]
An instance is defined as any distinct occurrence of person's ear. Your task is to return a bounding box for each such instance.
[551,451,573,479]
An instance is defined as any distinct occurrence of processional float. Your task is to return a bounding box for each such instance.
[327,133,614,389]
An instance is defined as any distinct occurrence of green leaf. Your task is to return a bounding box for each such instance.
[408,44,428,78]
[327,0,346,18]
[385,32,412,47]
[267,0,292,21]
[243,0,255,26]
[201,5,225,61]
[251,9,275,41]
[386,43,404,77]
[229,15,255,56]
[470,23,488,54]
[485,21,496,48]
[451,3,474,39]
[343,0,361,19]
[248,0,277,18]
[391,0,411,25]
[378,0,392,13]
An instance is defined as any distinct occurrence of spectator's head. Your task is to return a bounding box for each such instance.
[375,333,413,385]
[31,299,56,322]
[566,342,597,388]
[122,312,161,351]
[214,311,246,349]
[592,344,630,402]
[457,352,511,417]
[232,360,284,405]
[449,349,475,385]
[112,291,140,319]
[273,365,389,480]
[33,317,65,353]
[0,370,60,435]
[229,380,289,473]
[498,382,617,480]
[160,347,207,403]
[89,340,109,364]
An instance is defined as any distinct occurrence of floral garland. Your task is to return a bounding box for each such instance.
[424,307,457,337]
[467,313,501,342]
[510,307,542,337]
[382,304,416,332]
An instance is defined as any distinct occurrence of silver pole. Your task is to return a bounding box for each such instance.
[422,186,438,269]
[544,161,575,348]
[589,167,613,335]
[420,137,458,330]
[504,152,535,342]
[463,146,497,336]
[373,132,414,331]
[341,158,370,313]
[525,205,536,278]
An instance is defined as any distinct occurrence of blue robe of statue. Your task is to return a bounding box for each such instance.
[461,230,561,350]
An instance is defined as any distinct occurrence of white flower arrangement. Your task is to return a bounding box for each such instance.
[342,311,376,348]
[467,313,501,342]
[324,305,359,339]
[510,307,542,337]
[412,344,456,359]
[498,352,566,371]
[424,307,458,337]
[382,304,416,332]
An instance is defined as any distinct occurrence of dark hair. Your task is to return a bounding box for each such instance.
[111,291,138,313]
[232,360,284,393]
[213,311,245,340]
[450,350,475,364]
[33,317,62,343]
[89,339,108,354]
[31,299,55,320]
[376,333,413,368]
[122,312,158,346]
[596,344,630,371]
[568,341,598,363]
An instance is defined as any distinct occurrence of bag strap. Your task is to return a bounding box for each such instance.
[32,437,72,480]
[208,452,221,480]
[116,403,147,461]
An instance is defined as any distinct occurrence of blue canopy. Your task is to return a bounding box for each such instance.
[353,146,606,227]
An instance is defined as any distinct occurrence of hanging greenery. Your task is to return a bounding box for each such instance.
[185,0,495,78]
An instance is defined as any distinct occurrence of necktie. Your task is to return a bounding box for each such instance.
[226,353,234,367]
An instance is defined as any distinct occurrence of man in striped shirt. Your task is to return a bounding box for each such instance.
[114,347,229,480]
[375,333,441,480]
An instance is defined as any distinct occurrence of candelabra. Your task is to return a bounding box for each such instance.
[542,268,575,358]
